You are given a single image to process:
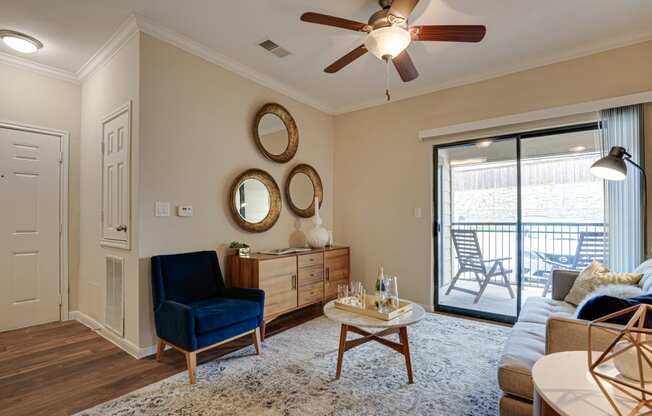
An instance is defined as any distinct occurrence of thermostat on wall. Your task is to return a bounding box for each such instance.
[177,205,193,217]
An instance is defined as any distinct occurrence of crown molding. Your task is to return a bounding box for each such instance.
[333,32,652,115]
[76,14,139,81]
[134,15,336,115]
[0,51,78,83]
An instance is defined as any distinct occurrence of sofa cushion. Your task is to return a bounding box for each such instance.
[498,297,576,401]
[191,297,261,334]
[498,321,545,401]
[517,296,576,325]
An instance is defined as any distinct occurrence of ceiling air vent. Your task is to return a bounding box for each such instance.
[258,39,291,58]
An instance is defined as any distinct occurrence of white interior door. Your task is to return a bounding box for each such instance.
[102,107,130,246]
[0,126,61,331]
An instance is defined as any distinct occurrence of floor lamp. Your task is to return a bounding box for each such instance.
[590,145,648,256]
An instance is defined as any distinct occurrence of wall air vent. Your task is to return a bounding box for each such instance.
[258,39,291,58]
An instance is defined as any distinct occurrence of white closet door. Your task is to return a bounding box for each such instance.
[102,106,130,246]
[0,127,61,331]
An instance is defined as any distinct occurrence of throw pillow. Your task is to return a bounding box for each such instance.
[635,258,652,292]
[564,260,642,306]
[564,260,609,305]
[577,293,652,326]
[575,284,643,317]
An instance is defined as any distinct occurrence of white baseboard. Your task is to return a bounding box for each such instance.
[69,310,155,359]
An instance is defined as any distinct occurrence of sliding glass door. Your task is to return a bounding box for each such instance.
[434,123,607,323]
[519,126,606,310]
[435,138,519,322]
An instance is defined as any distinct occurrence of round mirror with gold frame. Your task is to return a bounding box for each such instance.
[253,103,298,163]
[229,169,281,232]
[285,163,323,218]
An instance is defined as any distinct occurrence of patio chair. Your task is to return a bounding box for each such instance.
[536,231,607,297]
[446,229,515,304]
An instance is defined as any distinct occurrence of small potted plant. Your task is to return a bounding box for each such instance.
[229,241,250,257]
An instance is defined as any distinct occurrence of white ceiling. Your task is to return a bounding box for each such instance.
[2,0,652,113]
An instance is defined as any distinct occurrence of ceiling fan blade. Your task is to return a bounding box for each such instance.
[324,45,368,73]
[392,50,418,82]
[410,25,486,42]
[388,0,420,21]
[300,12,370,32]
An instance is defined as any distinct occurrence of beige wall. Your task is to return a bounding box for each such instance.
[0,63,81,309]
[78,33,141,347]
[334,40,652,307]
[137,34,335,347]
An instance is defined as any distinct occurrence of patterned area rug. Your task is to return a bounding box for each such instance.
[78,314,508,416]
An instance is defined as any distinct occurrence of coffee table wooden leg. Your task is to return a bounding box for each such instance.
[336,324,348,379]
[399,326,414,384]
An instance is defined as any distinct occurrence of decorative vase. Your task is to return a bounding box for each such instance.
[613,338,652,381]
[305,197,329,249]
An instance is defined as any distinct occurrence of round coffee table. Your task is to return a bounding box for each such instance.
[533,351,638,416]
[323,300,426,383]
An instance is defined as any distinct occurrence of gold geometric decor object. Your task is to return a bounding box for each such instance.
[588,304,652,416]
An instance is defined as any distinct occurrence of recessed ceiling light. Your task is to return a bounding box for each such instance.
[569,145,587,152]
[0,30,43,54]
[475,139,493,148]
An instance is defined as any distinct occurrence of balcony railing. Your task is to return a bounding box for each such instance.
[447,222,607,288]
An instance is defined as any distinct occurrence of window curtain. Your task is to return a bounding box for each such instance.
[601,104,645,272]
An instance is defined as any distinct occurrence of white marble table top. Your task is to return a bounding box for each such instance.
[323,300,426,328]
[533,351,643,416]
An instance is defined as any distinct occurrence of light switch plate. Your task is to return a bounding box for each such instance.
[177,205,193,217]
[155,201,170,217]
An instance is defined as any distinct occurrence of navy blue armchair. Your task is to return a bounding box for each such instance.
[151,250,264,384]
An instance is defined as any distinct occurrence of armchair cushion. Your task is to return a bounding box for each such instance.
[152,251,224,306]
[191,297,261,335]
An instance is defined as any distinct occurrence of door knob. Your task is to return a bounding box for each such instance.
[116,225,127,232]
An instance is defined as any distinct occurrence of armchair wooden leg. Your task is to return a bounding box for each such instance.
[252,328,262,355]
[156,339,166,362]
[185,351,197,385]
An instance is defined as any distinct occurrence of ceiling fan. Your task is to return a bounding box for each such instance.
[300,0,486,86]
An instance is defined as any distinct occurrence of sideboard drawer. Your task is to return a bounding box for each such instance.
[299,282,323,307]
[298,265,323,286]
[298,252,323,268]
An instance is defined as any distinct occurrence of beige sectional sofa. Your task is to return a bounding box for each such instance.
[497,269,618,416]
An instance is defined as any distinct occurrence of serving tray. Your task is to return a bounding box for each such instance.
[334,295,413,321]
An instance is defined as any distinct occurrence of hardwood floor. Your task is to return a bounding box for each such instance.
[0,304,322,416]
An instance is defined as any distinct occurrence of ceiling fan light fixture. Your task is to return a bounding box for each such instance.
[0,30,43,54]
[364,25,411,60]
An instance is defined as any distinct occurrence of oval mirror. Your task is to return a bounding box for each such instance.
[257,113,288,156]
[253,103,298,163]
[285,164,323,218]
[229,169,281,232]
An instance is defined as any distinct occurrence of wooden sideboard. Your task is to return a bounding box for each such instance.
[227,246,350,331]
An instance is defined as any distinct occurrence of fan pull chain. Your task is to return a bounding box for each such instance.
[385,57,391,101]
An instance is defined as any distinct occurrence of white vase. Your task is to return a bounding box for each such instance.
[305,197,329,249]
[613,338,652,381]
